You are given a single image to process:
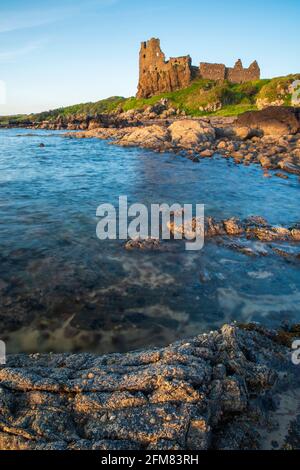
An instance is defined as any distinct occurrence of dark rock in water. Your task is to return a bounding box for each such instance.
[125,238,161,251]
[222,241,262,257]
[223,218,244,236]
[271,247,300,263]
[0,324,299,450]
[244,215,269,227]
[278,160,300,175]
[290,224,300,241]
[168,215,300,243]
[190,156,200,163]
[236,106,300,137]
[275,172,289,179]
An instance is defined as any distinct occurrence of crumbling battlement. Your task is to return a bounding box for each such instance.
[226,59,260,84]
[137,38,260,98]
[137,38,193,99]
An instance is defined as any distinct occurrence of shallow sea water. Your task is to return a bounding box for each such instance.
[0,128,299,353]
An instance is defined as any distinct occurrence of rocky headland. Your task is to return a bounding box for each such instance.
[0,323,299,450]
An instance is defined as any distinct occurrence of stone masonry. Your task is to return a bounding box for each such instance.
[137,38,260,98]
[137,38,193,99]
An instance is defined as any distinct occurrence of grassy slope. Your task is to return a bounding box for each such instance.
[0,97,126,126]
[123,79,270,116]
[1,74,299,125]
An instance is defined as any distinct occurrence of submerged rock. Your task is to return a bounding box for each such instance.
[275,172,289,179]
[0,324,299,450]
[125,238,161,251]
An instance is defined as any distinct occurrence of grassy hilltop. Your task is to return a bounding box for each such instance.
[1,74,299,126]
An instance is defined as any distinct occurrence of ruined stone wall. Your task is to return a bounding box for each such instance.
[226,60,260,84]
[199,60,260,84]
[199,63,226,81]
[137,38,192,99]
[137,38,261,98]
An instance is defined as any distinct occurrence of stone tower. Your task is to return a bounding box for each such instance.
[136,38,261,98]
[137,38,193,99]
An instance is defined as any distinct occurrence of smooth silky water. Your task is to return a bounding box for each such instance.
[0,128,299,353]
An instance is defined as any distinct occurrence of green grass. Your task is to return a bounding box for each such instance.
[257,74,300,106]
[1,74,299,126]
[213,104,258,117]
[32,96,126,122]
[0,97,126,126]
[113,78,272,117]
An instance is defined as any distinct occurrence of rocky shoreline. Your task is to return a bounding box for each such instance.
[1,105,300,451]
[125,215,300,264]
[0,323,299,450]
[63,105,300,178]
[2,103,300,178]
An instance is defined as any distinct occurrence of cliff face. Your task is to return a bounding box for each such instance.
[137,38,193,99]
[137,38,261,99]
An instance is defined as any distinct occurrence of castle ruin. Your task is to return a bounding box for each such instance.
[137,38,260,99]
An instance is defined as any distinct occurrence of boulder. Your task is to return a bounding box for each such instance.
[259,155,275,169]
[236,107,300,137]
[168,120,216,148]
[199,149,214,157]
[291,226,300,240]
[234,126,262,140]
[223,218,244,236]
[116,125,170,150]
[217,140,227,149]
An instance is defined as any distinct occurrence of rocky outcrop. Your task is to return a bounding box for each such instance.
[1,113,134,132]
[114,125,171,150]
[68,110,300,178]
[125,238,162,251]
[236,106,300,137]
[72,119,217,153]
[72,119,216,152]
[0,324,299,450]
[168,120,216,147]
[168,215,300,242]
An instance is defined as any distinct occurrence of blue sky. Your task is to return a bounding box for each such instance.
[0,0,299,115]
